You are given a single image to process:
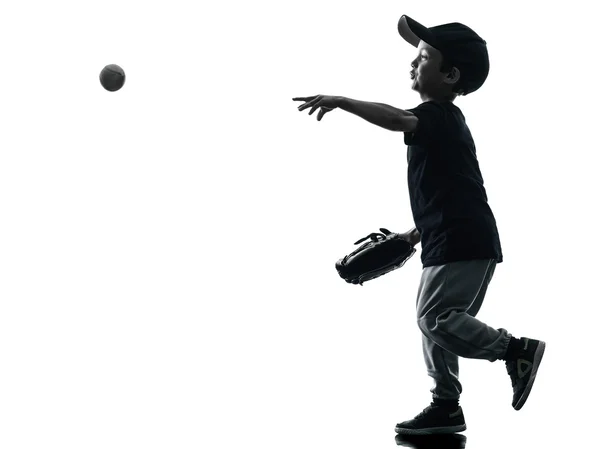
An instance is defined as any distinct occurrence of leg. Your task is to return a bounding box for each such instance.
[416,259,511,401]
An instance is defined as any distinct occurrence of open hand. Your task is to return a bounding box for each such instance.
[293,95,342,121]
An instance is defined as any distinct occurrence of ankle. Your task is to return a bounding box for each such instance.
[500,336,522,361]
[432,397,459,409]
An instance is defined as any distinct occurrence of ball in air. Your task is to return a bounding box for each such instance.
[99,64,126,92]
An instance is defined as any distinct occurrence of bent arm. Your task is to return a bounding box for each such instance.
[338,97,417,132]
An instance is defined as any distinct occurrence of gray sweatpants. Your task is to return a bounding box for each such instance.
[416,258,512,401]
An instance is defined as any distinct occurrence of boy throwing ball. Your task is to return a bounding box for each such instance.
[293,15,546,435]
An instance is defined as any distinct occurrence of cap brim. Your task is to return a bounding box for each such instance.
[398,15,435,48]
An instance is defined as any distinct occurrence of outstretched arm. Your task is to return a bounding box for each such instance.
[339,97,417,132]
[294,95,417,132]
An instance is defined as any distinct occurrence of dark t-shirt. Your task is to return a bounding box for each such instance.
[404,100,503,268]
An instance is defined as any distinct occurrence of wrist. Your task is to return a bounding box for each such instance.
[337,96,349,109]
[407,228,420,245]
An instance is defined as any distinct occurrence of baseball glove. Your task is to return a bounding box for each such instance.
[335,228,416,286]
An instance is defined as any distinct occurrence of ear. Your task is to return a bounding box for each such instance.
[445,67,461,86]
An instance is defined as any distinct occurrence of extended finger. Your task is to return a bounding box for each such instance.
[292,96,316,102]
[298,96,321,112]
[294,96,318,110]
[308,102,322,115]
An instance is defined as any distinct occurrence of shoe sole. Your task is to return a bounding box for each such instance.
[514,340,546,410]
[395,424,466,435]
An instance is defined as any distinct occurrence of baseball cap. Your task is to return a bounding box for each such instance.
[398,15,489,95]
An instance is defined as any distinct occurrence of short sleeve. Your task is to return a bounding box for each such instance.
[403,101,446,146]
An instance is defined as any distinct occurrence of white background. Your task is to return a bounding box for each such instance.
[0,1,597,447]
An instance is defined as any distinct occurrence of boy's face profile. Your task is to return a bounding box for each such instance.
[410,40,460,102]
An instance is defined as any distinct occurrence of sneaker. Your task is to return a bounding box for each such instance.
[395,403,466,435]
[505,337,546,410]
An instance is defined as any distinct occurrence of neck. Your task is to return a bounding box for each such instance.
[420,91,457,103]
